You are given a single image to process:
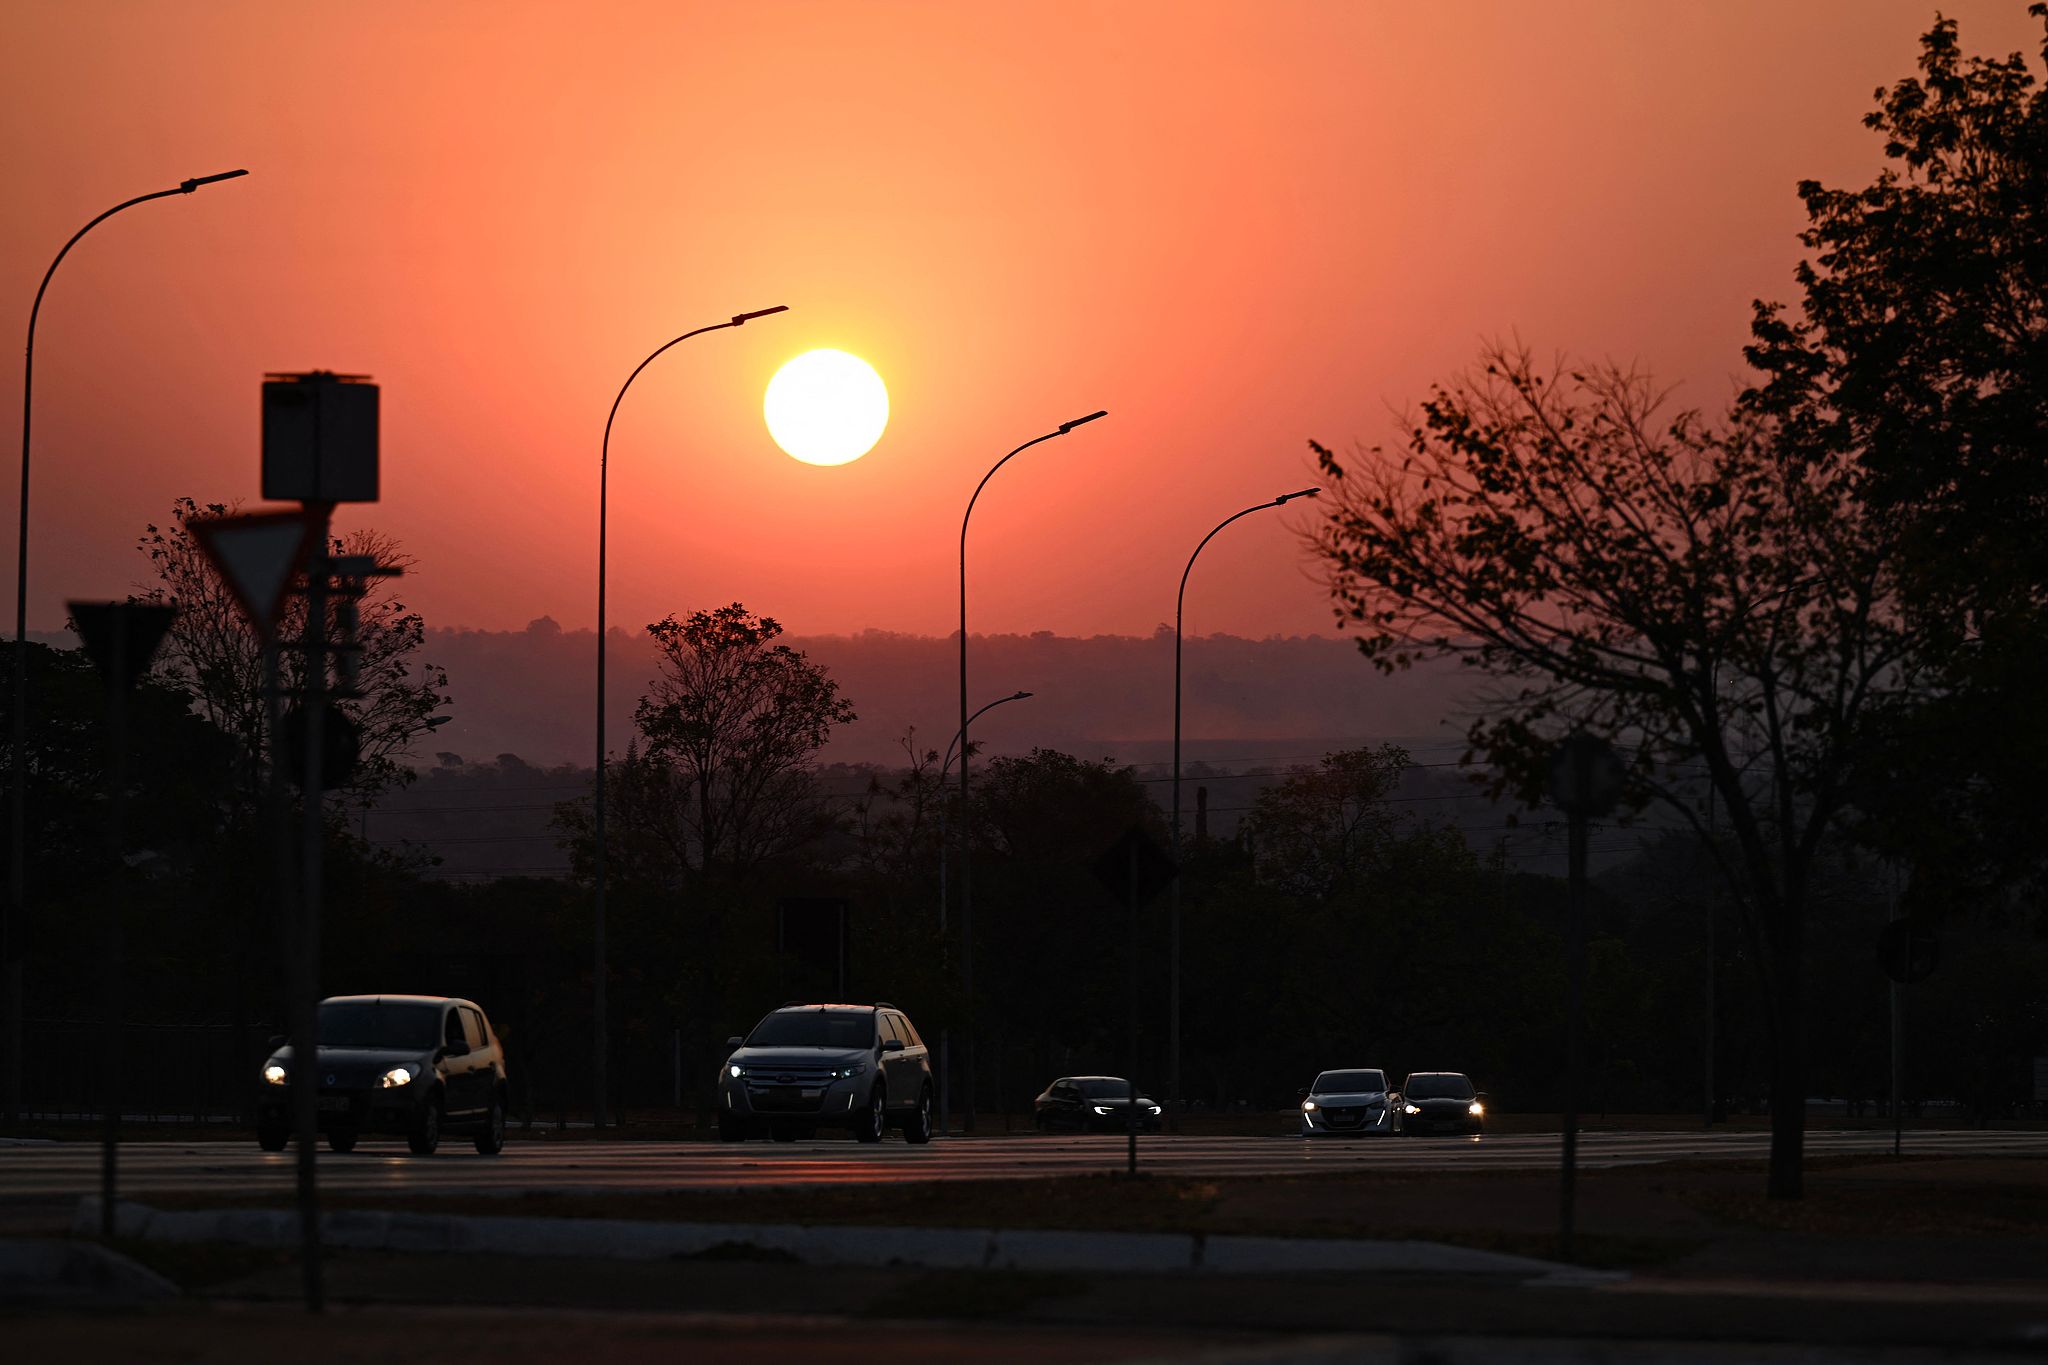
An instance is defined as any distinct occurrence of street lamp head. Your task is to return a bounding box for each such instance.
[1274,486,1321,505]
[731,305,790,325]
[1011,690,1033,701]
[1058,410,1108,434]
[180,169,249,193]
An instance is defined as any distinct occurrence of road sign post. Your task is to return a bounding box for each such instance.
[1545,731,1624,1263]
[69,600,176,1238]
[1091,826,1176,1179]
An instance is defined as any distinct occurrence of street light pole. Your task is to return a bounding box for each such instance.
[7,169,248,1122]
[1169,487,1316,1121]
[594,305,785,1129]
[958,409,1104,1130]
[936,690,1031,1137]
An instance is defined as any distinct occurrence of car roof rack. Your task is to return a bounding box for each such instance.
[873,1001,896,1010]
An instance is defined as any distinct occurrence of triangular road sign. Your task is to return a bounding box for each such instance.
[188,510,323,639]
[69,601,178,694]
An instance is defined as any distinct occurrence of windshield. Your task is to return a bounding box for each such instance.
[1078,1078,1135,1098]
[746,1009,875,1050]
[1404,1074,1475,1100]
[317,1001,442,1051]
[1313,1069,1387,1095]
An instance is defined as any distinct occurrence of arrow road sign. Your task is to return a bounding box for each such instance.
[69,602,177,693]
[188,510,324,639]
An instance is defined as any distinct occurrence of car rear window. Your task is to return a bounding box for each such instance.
[318,1001,442,1050]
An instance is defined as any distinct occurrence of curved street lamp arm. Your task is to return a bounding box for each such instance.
[1173,486,1321,828]
[943,690,1033,779]
[1174,487,1322,628]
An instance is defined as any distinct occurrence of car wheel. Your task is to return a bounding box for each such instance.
[902,1087,933,1145]
[717,1112,749,1142]
[326,1128,358,1154]
[474,1091,506,1155]
[854,1085,886,1143]
[257,1125,289,1152]
[407,1095,443,1155]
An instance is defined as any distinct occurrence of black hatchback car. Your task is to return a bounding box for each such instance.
[256,995,508,1156]
[1033,1076,1163,1132]
[1400,1071,1486,1136]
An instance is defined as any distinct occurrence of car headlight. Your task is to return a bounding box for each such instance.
[1092,1105,1114,1115]
[262,1063,288,1086]
[831,1063,867,1079]
[378,1064,419,1089]
[729,1064,744,1078]
[1301,1100,1317,1111]
[1404,1103,1421,1115]
[1468,1101,1484,1116]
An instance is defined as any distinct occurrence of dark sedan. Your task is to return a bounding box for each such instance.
[1400,1071,1485,1136]
[1034,1076,1163,1132]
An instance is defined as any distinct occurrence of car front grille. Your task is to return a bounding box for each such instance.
[745,1066,836,1114]
[1320,1106,1365,1127]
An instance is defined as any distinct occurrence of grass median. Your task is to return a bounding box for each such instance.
[138,1153,2048,1275]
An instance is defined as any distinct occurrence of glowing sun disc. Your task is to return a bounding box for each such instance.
[764,349,888,466]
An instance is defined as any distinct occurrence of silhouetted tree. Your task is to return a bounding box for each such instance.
[1309,345,1919,1199]
[1240,744,1408,899]
[577,603,856,884]
[136,498,449,806]
[1742,9,2048,919]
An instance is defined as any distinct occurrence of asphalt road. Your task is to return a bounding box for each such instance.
[4,1127,2046,1203]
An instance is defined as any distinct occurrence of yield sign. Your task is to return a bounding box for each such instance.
[70,602,177,693]
[188,510,324,639]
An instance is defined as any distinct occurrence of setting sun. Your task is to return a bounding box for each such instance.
[763,349,888,467]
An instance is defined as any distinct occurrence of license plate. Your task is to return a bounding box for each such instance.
[801,1089,821,1099]
[317,1096,351,1112]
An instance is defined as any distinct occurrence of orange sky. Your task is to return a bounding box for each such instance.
[5,1,2039,644]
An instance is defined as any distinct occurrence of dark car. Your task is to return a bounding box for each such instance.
[717,1003,934,1144]
[1033,1076,1163,1132]
[256,995,508,1156]
[1299,1067,1401,1136]
[1400,1071,1485,1135]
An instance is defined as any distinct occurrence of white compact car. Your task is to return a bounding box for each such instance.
[1299,1066,1401,1136]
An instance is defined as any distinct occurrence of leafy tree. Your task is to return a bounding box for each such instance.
[1240,744,1408,899]
[1308,346,1918,1198]
[604,603,857,883]
[1742,9,2048,916]
[136,498,450,806]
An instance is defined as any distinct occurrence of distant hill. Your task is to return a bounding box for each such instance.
[418,619,1484,771]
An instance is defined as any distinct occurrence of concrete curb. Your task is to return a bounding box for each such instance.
[0,1237,181,1304]
[75,1199,1619,1286]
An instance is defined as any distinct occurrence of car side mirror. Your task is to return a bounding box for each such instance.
[882,1038,904,1053]
[1475,1091,1488,1101]
[726,1036,743,1050]
[1297,1087,1310,1101]
[442,1040,471,1058]
[268,1034,287,1050]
